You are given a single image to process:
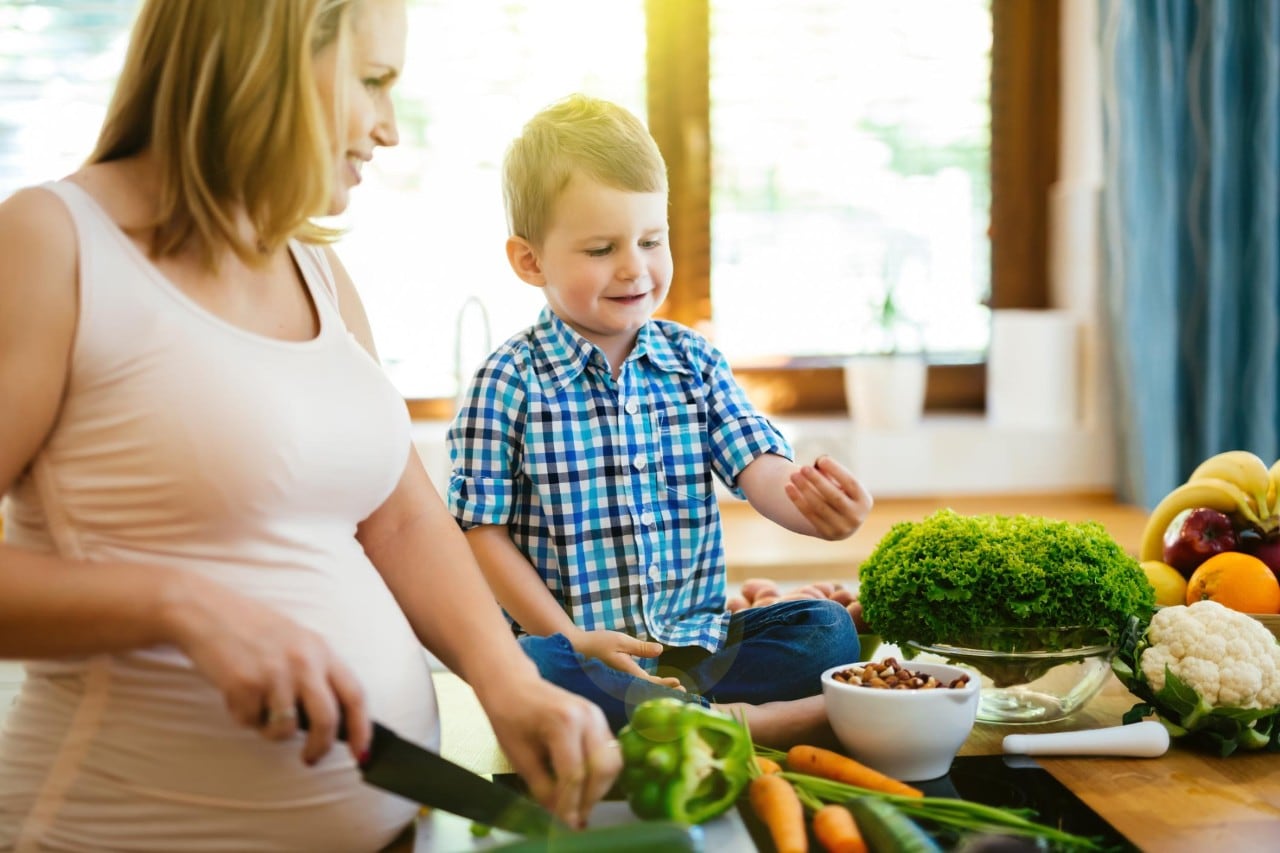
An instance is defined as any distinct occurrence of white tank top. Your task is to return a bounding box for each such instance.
[0,181,438,852]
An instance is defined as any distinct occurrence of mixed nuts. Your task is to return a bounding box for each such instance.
[831,658,970,690]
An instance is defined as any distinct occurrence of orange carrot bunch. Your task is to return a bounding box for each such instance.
[745,742,1100,852]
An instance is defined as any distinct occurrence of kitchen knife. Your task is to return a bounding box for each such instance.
[295,708,565,837]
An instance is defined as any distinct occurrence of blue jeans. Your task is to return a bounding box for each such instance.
[518,599,860,732]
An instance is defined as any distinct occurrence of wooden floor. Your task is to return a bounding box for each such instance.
[722,490,1149,583]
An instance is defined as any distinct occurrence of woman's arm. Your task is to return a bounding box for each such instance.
[0,188,78,537]
[737,453,874,541]
[0,187,176,658]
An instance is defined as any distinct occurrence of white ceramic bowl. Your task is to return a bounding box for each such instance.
[821,660,981,782]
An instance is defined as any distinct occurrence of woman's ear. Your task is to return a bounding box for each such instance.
[505,236,545,287]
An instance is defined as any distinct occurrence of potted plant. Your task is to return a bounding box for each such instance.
[843,281,927,428]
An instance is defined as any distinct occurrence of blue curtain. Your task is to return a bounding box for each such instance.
[1100,0,1280,508]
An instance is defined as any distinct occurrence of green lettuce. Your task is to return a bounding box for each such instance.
[858,510,1155,651]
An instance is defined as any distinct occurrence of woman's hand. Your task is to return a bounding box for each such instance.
[161,573,371,766]
[784,456,874,541]
[480,673,622,829]
[567,628,685,690]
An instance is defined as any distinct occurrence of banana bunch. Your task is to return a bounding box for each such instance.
[1139,450,1280,561]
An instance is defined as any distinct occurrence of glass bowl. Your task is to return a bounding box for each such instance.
[902,627,1115,724]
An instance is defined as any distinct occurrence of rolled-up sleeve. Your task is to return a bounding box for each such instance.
[447,354,526,529]
[702,348,793,496]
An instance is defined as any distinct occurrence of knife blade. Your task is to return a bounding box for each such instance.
[295,708,564,837]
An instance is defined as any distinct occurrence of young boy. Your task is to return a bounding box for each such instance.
[447,94,873,745]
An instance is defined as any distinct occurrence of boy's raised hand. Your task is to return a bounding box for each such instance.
[785,455,874,541]
[567,628,685,690]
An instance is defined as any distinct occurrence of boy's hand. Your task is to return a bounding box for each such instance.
[567,628,685,690]
[785,455,874,541]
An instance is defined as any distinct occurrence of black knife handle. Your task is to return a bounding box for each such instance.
[291,704,351,742]
[255,702,351,741]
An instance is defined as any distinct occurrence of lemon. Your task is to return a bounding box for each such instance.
[1141,559,1188,607]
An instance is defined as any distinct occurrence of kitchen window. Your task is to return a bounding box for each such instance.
[0,0,1057,417]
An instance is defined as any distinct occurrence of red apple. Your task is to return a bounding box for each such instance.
[1162,507,1239,578]
[1242,532,1280,584]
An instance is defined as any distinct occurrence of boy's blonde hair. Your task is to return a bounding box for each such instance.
[502,94,668,247]
[90,0,358,269]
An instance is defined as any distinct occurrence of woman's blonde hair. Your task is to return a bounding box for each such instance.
[90,0,357,268]
[502,94,668,247]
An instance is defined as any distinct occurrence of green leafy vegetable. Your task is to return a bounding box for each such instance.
[618,698,753,825]
[858,510,1155,650]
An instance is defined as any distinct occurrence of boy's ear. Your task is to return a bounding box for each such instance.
[505,236,546,287]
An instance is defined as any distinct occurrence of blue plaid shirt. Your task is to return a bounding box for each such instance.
[447,307,792,661]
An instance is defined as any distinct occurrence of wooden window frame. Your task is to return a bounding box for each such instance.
[644,0,1059,415]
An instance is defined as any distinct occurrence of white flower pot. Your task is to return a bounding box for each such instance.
[843,355,927,428]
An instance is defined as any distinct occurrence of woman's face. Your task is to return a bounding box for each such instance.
[313,0,407,215]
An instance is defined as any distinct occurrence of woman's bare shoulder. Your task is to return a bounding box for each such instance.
[0,182,80,337]
[0,182,79,276]
[0,181,73,224]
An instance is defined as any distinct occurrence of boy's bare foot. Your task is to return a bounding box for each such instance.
[714,695,841,751]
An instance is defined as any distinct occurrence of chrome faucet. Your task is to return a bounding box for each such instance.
[453,295,492,407]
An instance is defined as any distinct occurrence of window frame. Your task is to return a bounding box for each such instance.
[642,0,1059,416]
[406,0,1060,420]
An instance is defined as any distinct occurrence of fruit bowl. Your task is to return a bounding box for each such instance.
[903,627,1115,724]
[1252,613,1280,640]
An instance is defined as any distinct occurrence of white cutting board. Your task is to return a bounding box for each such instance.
[412,799,756,851]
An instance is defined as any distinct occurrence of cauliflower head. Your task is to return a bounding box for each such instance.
[1139,601,1280,710]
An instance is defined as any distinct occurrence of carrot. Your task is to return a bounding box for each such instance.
[754,755,783,775]
[749,774,808,853]
[786,745,924,798]
[812,804,867,853]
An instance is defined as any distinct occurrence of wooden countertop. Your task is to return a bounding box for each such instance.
[961,674,1280,851]
[721,491,1150,582]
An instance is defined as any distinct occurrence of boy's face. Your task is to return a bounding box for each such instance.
[521,172,672,361]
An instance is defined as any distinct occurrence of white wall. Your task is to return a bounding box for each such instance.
[415,412,1115,501]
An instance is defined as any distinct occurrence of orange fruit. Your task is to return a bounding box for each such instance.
[1185,551,1280,614]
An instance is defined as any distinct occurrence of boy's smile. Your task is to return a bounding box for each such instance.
[521,172,672,371]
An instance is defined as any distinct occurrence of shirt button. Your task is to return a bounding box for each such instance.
[633,454,647,471]
[625,399,639,415]
[640,511,655,526]
[647,564,659,581]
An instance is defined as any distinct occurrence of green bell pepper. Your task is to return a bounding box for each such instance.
[617,698,753,825]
